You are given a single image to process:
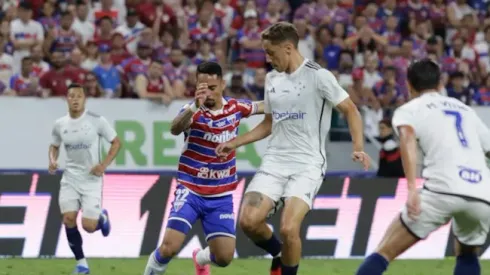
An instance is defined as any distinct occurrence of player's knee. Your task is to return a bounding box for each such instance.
[62,214,77,227]
[212,252,233,267]
[239,213,259,234]
[158,239,180,258]
[279,222,300,243]
[81,219,98,233]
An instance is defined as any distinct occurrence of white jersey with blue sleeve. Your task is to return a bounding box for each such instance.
[392,92,490,203]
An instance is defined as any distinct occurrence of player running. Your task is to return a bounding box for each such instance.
[356,59,490,275]
[48,83,121,274]
[143,61,264,275]
[216,22,370,275]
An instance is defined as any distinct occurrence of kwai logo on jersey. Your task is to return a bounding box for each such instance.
[272,110,306,120]
[65,143,91,151]
[197,167,232,179]
[202,130,237,143]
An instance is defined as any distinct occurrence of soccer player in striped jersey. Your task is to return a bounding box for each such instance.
[143,61,264,275]
[216,22,369,275]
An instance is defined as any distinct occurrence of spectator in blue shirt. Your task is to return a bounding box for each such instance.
[92,44,121,98]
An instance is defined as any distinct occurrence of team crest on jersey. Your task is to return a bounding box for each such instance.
[173,201,184,212]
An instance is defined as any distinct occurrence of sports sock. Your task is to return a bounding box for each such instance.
[280,261,298,275]
[454,254,480,275]
[356,253,389,275]
[254,234,282,257]
[196,247,224,266]
[65,226,85,261]
[271,257,282,270]
[154,249,172,265]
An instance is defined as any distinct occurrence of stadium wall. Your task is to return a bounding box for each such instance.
[1,173,490,259]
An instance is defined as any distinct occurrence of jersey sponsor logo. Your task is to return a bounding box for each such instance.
[272,110,306,120]
[458,166,482,184]
[197,167,232,179]
[65,143,91,150]
[219,213,234,220]
[202,130,237,143]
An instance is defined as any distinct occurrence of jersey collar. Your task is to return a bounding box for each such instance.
[288,58,308,78]
[201,97,228,115]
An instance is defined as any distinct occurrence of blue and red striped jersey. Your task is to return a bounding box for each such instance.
[177,97,258,196]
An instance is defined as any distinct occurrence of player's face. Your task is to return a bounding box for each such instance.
[67,88,86,113]
[262,40,291,72]
[197,73,224,108]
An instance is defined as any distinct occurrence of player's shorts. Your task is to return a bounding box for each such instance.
[245,158,324,209]
[59,179,103,220]
[401,188,490,246]
[167,185,235,242]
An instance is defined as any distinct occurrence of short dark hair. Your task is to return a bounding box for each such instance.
[21,56,32,63]
[196,61,222,78]
[60,11,72,18]
[197,0,213,11]
[261,22,299,48]
[450,71,465,80]
[407,59,441,92]
[18,1,32,11]
[68,83,84,91]
[98,16,113,25]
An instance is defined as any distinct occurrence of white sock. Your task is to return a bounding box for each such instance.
[100,213,108,223]
[144,251,168,275]
[77,258,88,267]
[196,247,213,266]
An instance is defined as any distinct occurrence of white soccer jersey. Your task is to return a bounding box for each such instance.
[392,92,490,202]
[263,59,349,172]
[51,111,117,183]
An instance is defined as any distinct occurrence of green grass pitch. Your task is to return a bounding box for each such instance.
[0,258,489,275]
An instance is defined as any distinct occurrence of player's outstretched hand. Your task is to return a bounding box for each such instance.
[216,142,236,159]
[406,189,421,220]
[352,151,370,171]
[48,161,58,174]
[90,164,106,177]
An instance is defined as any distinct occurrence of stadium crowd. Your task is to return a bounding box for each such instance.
[1,0,490,129]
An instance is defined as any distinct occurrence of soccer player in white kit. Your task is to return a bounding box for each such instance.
[216,22,370,275]
[356,59,490,275]
[48,83,121,274]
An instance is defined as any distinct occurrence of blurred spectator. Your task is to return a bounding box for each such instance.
[237,10,265,68]
[261,0,286,28]
[114,8,145,55]
[226,74,256,100]
[446,71,477,105]
[94,16,114,48]
[81,41,99,71]
[224,57,254,88]
[337,50,354,89]
[373,65,403,115]
[315,25,341,70]
[110,33,132,64]
[93,44,121,98]
[247,68,266,100]
[84,71,104,98]
[10,2,44,74]
[376,119,404,178]
[40,50,84,97]
[37,1,58,31]
[153,28,174,64]
[192,39,218,65]
[189,0,224,52]
[30,44,49,77]
[44,11,83,58]
[72,0,95,44]
[295,17,315,61]
[135,60,173,104]
[90,0,125,26]
[362,53,382,89]
[9,56,40,96]
[137,0,176,30]
[0,37,13,84]
[215,0,234,33]
[118,41,152,97]
[164,46,189,98]
[474,74,490,106]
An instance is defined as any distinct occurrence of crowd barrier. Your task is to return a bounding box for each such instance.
[1,173,489,259]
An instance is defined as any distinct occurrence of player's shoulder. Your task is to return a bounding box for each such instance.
[53,115,70,127]
[265,69,281,81]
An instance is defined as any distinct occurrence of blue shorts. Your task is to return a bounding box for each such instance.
[167,185,235,241]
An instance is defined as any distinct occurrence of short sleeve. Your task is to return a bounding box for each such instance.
[392,105,417,136]
[51,122,62,146]
[316,69,349,106]
[97,116,117,142]
[236,99,257,118]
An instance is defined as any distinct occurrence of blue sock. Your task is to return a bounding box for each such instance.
[356,253,389,275]
[454,254,480,275]
[154,249,171,265]
[65,226,85,260]
[280,261,298,275]
[254,234,282,257]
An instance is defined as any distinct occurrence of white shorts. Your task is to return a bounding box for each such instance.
[246,160,324,209]
[59,180,103,220]
[401,189,490,246]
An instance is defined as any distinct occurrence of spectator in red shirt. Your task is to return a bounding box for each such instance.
[9,57,41,96]
[110,32,132,65]
[40,50,84,97]
[188,0,225,52]
[137,0,176,29]
[92,0,121,25]
[94,16,114,48]
[135,60,173,104]
[118,41,152,97]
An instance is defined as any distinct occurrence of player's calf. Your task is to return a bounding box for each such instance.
[454,240,481,275]
[62,212,89,272]
[144,228,187,275]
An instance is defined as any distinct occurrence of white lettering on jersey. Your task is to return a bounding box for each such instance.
[219,213,234,220]
[197,167,232,179]
[202,130,237,143]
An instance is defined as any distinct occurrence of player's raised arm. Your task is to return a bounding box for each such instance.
[48,122,62,174]
[170,83,208,136]
[317,68,370,170]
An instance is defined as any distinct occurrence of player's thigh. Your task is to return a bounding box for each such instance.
[80,183,103,220]
[240,169,286,225]
[166,186,201,236]
[283,165,324,210]
[452,198,490,247]
[201,195,235,242]
[59,181,81,216]
[375,215,420,261]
